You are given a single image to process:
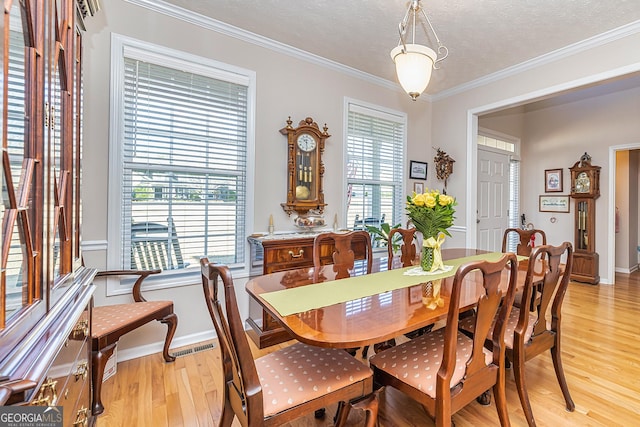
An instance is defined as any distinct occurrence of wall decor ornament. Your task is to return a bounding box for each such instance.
[434,148,455,193]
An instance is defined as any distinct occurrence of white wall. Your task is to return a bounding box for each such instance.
[80,0,433,359]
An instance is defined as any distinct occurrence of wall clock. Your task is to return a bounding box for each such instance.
[569,152,600,284]
[434,148,455,193]
[280,117,330,216]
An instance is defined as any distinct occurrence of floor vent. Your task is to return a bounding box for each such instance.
[174,342,216,358]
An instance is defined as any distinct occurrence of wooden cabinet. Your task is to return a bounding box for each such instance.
[247,232,367,348]
[0,0,99,419]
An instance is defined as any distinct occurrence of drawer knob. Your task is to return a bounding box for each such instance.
[75,361,88,381]
[73,407,89,427]
[71,319,89,339]
[32,378,58,406]
[288,249,304,258]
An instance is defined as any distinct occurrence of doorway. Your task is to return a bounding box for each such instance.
[476,147,510,252]
[610,146,640,279]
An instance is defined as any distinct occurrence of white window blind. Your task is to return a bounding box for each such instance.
[508,158,521,252]
[346,102,405,232]
[113,41,252,277]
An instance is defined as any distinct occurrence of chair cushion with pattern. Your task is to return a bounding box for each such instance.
[92,301,173,338]
[459,307,537,349]
[369,328,491,399]
[255,342,372,417]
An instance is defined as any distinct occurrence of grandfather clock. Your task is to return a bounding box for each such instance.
[569,153,600,284]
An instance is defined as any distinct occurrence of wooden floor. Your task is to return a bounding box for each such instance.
[97,273,640,426]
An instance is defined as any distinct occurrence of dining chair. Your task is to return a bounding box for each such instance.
[459,243,574,427]
[387,227,418,269]
[312,230,373,279]
[502,228,547,311]
[91,269,177,415]
[502,228,547,256]
[200,259,378,427]
[313,230,381,357]
[370,253,519,427]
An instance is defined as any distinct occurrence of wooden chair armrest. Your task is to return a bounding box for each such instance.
[94,269,162,302]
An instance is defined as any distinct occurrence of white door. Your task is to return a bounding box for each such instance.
[477,148,510,252]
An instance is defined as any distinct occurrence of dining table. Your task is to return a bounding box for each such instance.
[245,248,536,350]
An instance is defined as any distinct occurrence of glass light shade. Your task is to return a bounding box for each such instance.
[390,44,437,100]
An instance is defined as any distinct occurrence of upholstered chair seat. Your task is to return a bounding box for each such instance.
[255,342,374,417]
[459,308,537,350]
[92,301,174,338]
[369,328,492,399]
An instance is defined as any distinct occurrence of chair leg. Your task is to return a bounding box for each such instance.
[219,395,234,427]
[362,345,370,359]
[551,341,575,411]
[493,367,511,427]
[91,342,117,416]
[160,313,178,362]
[339,389,381,427]
[513,345,536,427]
[334,401,350,426]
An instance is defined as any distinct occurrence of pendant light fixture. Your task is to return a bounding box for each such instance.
[391,0,448,100]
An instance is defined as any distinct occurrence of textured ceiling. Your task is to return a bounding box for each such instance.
[158,0,640,95]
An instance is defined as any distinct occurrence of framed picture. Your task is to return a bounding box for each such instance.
[413,182,424,194]
[545,169,563,192]
[409,160,428,180]
[539,195,570,213]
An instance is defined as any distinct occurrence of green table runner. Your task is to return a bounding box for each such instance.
[261,252,514,317]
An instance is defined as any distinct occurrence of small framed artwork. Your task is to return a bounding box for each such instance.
[413,182,424,194]
[408,285,423,304]
[539,195,570,213]
[409,160,428,180]
[545,169,563,192]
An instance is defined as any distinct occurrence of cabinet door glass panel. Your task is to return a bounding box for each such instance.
[2,2,29,325]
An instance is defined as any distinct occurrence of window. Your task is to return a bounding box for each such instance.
[108,35,255,288]
[345,100,405,234]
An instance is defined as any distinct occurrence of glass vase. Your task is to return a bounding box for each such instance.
[421,246,434,271]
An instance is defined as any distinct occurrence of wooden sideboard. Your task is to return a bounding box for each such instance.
[247,232,368,348]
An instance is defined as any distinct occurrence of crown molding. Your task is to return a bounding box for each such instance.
[124,0,408,96]
[432,20,640,101]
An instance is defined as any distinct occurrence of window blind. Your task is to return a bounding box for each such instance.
[346,103,404,231]
[508,158,521,252]
[120,57,248,270]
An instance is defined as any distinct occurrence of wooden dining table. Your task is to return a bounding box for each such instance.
[245,248,535,349]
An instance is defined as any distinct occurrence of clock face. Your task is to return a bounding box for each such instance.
[575,172,591,193]
[296,134,316,152]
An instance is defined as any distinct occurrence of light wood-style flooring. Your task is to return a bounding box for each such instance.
[97,273,640,426]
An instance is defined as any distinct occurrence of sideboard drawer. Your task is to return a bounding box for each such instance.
[264,245,313,273]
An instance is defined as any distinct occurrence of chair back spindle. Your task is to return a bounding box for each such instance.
[387,227,417,269]
[313,230,372,279]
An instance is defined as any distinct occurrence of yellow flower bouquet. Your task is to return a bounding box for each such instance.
[406,189,456,271]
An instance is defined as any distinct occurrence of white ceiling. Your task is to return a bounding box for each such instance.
[158,0,640,95]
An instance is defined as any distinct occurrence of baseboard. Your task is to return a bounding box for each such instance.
[117,330,216,363]
[614,265,638,274]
